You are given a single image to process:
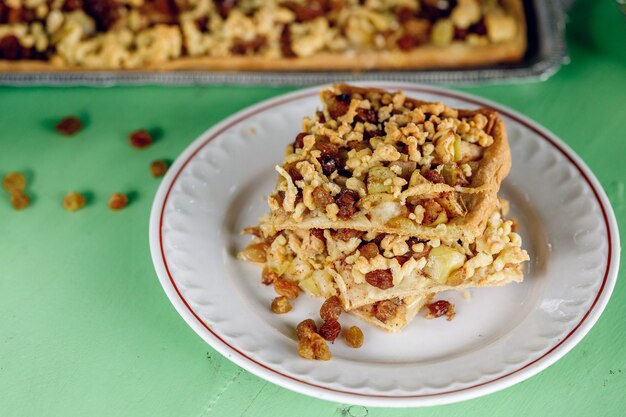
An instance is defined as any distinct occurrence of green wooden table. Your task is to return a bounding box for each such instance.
[1,1,624,416]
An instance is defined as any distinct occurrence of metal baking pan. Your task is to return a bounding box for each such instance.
[0,0,568,86]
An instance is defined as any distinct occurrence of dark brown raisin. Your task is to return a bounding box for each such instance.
[286,163,303,181]
[422,169,445,184]
[316,110,326,123]
[395,255,411,266]
[281,0,326,22]
[0,35,21,60]
[84,0,121,31]
[335,189,360,220]
[345,326,364,348]
[129,130,153,149]
[310,228,326,241]
[280,25,296,57]
[63,0,84,12]
[355,108,377,124]
[320,296,343,321]
[296,319,317,341]
[294,132,307,149]
[359,242,379,259]
[327,95,351,119]
[231,35,266,55]
[314,138,339,156]
[319,319,341,343]
[336,93,351,103]
[365,269,394,290]
[395,6,416,23]
[214,0,238,18]
[419,0,456,21]
[319,155,338,176]
[312,186,333,209]
[426,300,455,321]
[373,300,399,323]
[55,116,83,136]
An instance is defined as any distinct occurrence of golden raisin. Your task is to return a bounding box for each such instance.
[108,192,128,210]
[261,267,279,286]
[345,326,364,348]
[63,192,86,212]
[319,320,341,343]
[311,186,333,209]
[274,277,300,299]
[271,296,292,314]
[365,269,394,290]
[359,242,379,259]
[10,191,29,210]
[129,129,153,149]
[296,319,317,341]
[150,160,169,177]
[3,172,26,193]
[298,333,331,361]
[373,299,399,323]
[320,296,343,321]
[55,116,83,136]
[238,242,269,263]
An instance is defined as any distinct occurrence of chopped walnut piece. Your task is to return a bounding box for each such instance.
[320,296,343,321]
[274,277,300,299]
[3,172,26,194]
[10,191,30,210]
[425,300,455,321]
[129,130,154,149]
[150,160,169,177]
[108,192,128,210]
[56,116,83,136]
[365,269,394,290]
[345,326,364,348]
[298,333,331,360]
[271,296,292,314]
[63,192,86,212]
[296,319,317,341]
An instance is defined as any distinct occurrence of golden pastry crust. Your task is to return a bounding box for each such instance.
[0,0,526,72]
[265,84,512,242]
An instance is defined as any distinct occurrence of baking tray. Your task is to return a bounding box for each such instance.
[0,0,567,86]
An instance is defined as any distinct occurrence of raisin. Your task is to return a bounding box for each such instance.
[274,277,300,299]
[280,25,296,57]
[129,130,153,149]
[63,0,84,11]
[373,299,398,322]
[395,255,411,266]
[63,192,86,212]
[395,6,416,23]
[355,108,377,124]
[359,242,379,259]
[426,300,455,321]
[55,116,83,136]
[282,0,325,22]
[316,111,326,123]
[194,16,209,32]
[108,192,128,210]
[327,95,351,119]
[397,33,416,51]
[230,35,266,55]
[333,229,364,241]
[84,0,121,31]
[312,186,333,209]
[319,155,338,176]
[10,191,29,210]
[319,320,341,343]
[0,35,21,60]
[294,132,307,149]
[3,172,26,193]
[271,296,292,314]
[320,296,342,321]
[310,228,326,242]
[296,319,317,341]
[150,160,169,177]
[423,169,445,184]
[365,269,394,290]
[345,326,364,348]
[238,241,269,263]
[420,0,456,21]
[335,189,359,220]
[261,267,278,285]
[298,333,331,360]
[314,138,339,156]
[214,0,237,18]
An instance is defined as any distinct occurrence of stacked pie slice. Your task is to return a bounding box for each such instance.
[240,84,528,332]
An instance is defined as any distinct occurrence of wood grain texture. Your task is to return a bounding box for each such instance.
[0,1,624,416]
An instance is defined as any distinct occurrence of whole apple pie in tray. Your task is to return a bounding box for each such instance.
[0,0,526,72]
[239,84,529,359]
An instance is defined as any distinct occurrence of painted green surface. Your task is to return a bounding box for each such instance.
[0,1,624,416]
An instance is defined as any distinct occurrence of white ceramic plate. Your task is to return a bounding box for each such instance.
[149,83,620,407]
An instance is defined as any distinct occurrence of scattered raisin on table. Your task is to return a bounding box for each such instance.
[63,192,86,212]
[345,326,364,348]
[10,191,29,210]
[56,116,83,136]
[298,333,331,360]
[108,192,128,210]
[150,160,169,177]
[296,319,317,341]
[3,172,26,193]
[320,296,342,321]
[271,296,292,314]
[274,277,300,299]
[319,319,341,343]
[129,130,153,149]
